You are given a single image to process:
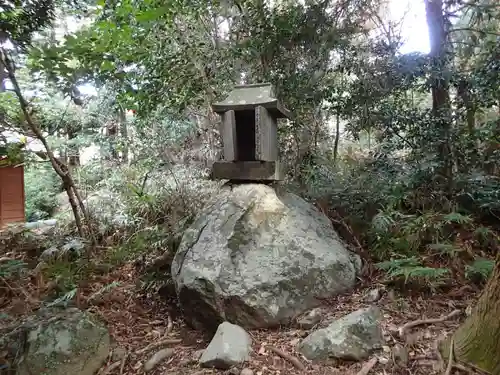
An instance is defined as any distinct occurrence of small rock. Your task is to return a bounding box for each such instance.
[112,347,128,361]
[193,349,205,361]
[61,238,85,253]
[297,306,384,362]
[39,246,59,261]
[144,348,174,372]
[228,368,240,375]
[379,356,390,365]
[387,289,396,301]
[241,368,254,375]
[297,308,322,329]
[200,322,252,369]
[364,288,383,303]
[392,344,409,366]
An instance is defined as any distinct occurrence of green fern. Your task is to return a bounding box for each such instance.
[0,259,27,278]
[371,211,396,234]
[473,226,494,239]
[46,288,77,307]
[376,257,449,284]
[89,281,121,301]
[442,212,473,225]
[473,226,498,248]
[428,242,462,257]
[376,256,421,270]
[465,258,494,281]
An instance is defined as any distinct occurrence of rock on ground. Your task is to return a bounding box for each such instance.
[363,288,383,303]
[199,322,252,369]
[297,308,323,329]
[39,238,85,262]
[297,307,384,361]
[171,183,360,332]
[14,308,110,375]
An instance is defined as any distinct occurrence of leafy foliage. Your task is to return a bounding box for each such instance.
[1,0,499,299]
[24,163,62,221]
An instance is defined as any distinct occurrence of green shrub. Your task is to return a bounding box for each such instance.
[24,163,61,221]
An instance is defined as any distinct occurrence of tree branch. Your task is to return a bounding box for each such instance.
[448,28,500,36]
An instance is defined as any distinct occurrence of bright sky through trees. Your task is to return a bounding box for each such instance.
[390,0,430,54]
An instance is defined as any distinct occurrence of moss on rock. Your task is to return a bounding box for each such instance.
[16,308,110,375]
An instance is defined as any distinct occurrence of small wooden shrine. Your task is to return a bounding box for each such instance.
[211,83,291,181]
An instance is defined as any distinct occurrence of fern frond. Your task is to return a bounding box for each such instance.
[47,288,77,307]
[442,212,473,225]
[428,243,462,256]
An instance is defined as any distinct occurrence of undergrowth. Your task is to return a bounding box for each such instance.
[0,163,216,310]
[298,151,500,291]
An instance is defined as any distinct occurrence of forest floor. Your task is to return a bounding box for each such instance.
[72,263,478,375]
[0,229,482,375]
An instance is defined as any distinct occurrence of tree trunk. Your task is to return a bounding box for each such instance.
[424,0,453,191]
[67,127,80,169]
[333,110,341,165]
[446,253,500,374]
[457,79,478,171]
[118,106,128,164]
[0,33,6,93]
[105,122,119,160]
[0,48,92,240]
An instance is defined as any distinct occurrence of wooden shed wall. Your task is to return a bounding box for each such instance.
[0,166,25,227]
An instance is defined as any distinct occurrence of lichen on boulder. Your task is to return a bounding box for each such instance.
[15,308,110,375]
[171,183,361,332]
[297,306,384,361]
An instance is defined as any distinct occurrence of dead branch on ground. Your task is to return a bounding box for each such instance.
[162,314,173,338]
[356,357,378,375]
[135,338,182,355]
[119,351,129,375]
[265,345,306,371]
[399,309,461,338]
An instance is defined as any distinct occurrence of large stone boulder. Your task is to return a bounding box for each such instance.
[171,183,360,332]
[11,308,110,375]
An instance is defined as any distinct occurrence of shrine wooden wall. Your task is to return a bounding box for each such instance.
[0,166,25,227]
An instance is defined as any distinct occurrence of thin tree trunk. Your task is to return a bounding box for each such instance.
[118,105,128,164]
[67,127,80,169]
[445,252,500,374]
[0,63,6,93]
[424,0,453,191]
[0,48,91,239]
[333,110,341,165]
[0,33,6,93]
[457,79,478,170]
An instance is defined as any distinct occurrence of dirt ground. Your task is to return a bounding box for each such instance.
[76,264,480,375]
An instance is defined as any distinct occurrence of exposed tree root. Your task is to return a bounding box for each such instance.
[163,314,173,338]
[101,360,121,374]
[399,309,461,338]
[356,357,378,375]
[444,338,454,375]
[265,345,306,371]
[119,351,129,375]
[135,338,182,355]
